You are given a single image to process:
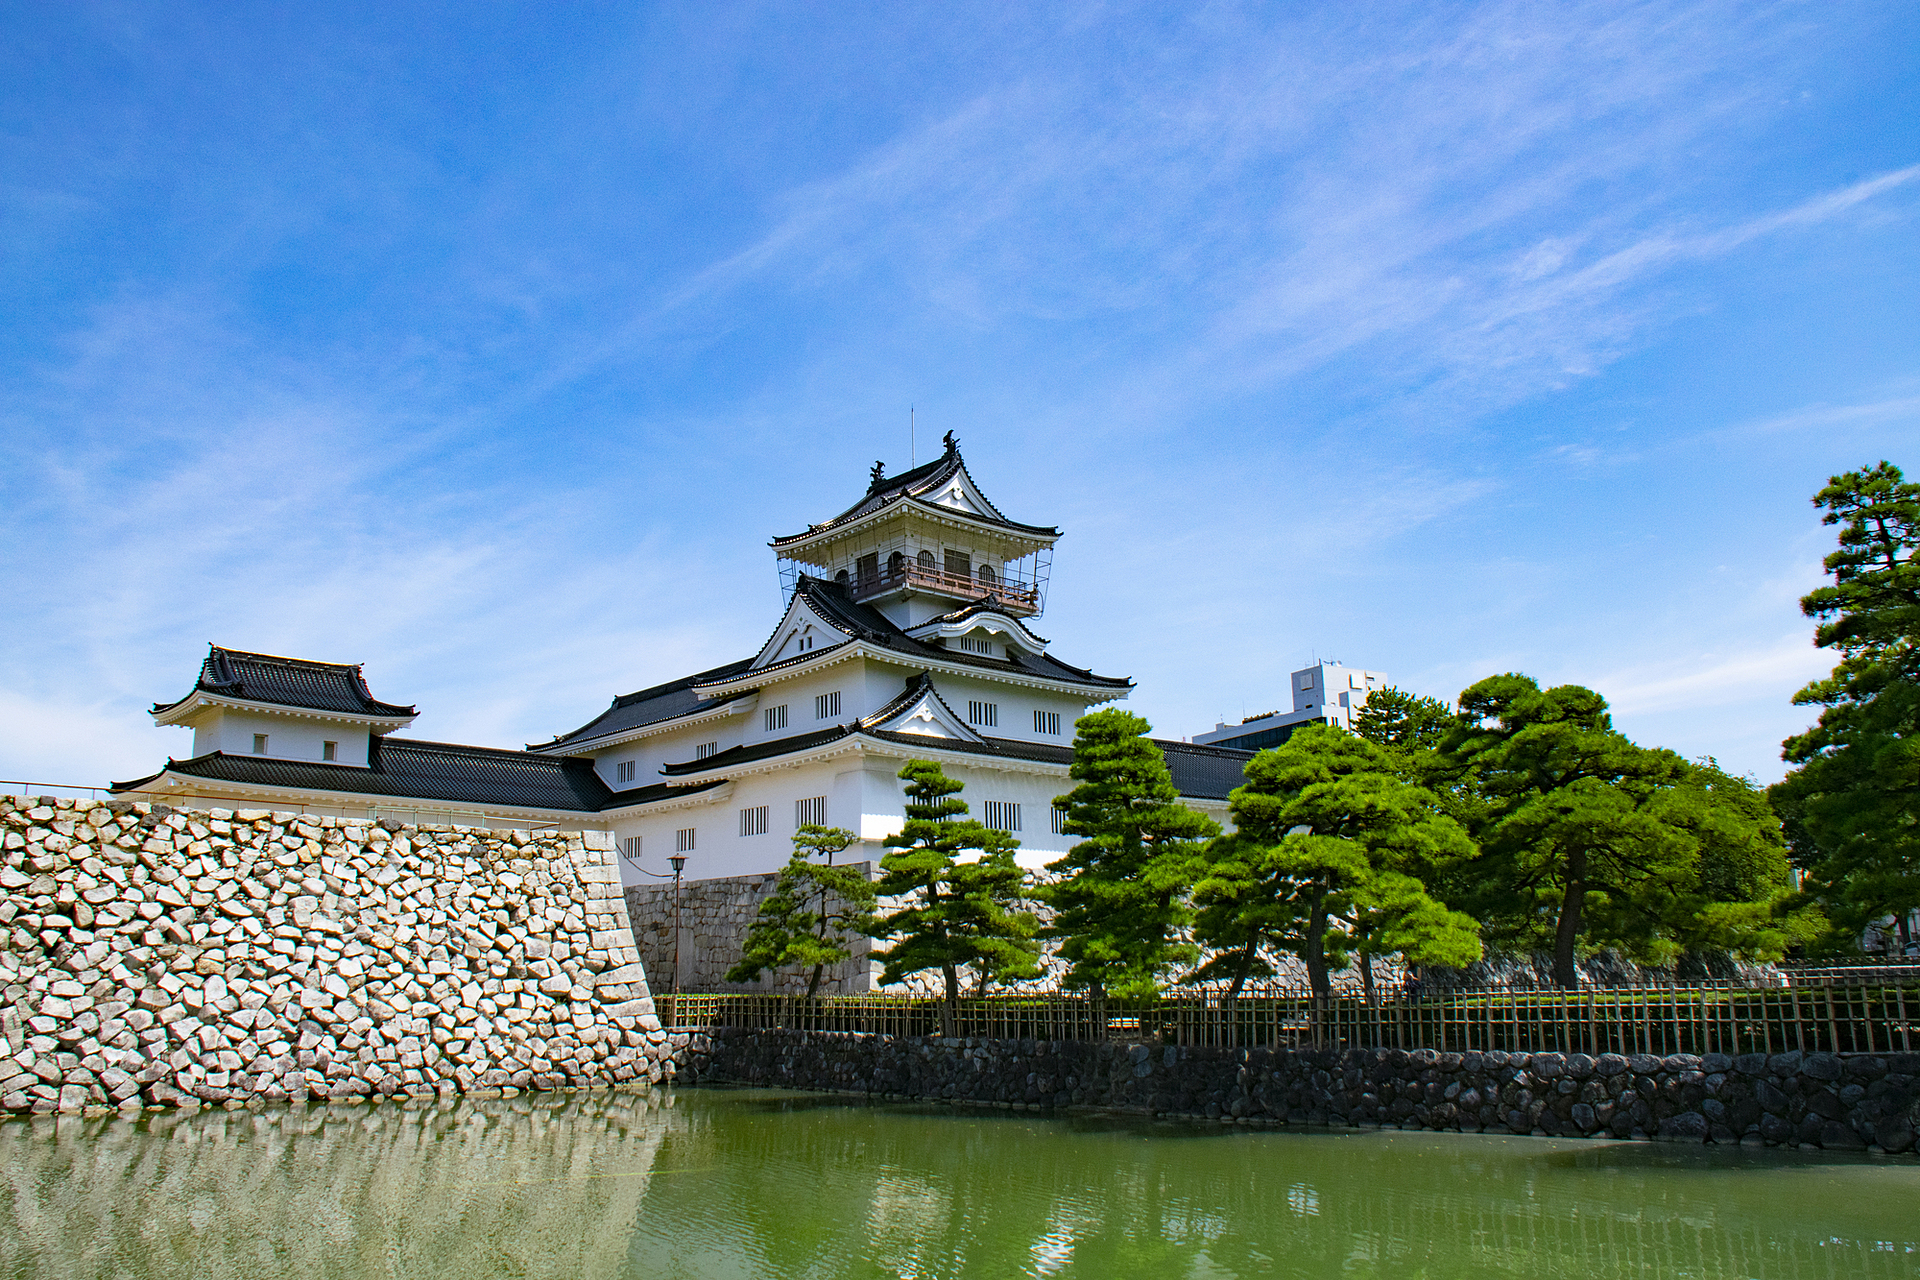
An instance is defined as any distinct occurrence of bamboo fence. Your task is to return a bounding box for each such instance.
[660,977,1920,1056]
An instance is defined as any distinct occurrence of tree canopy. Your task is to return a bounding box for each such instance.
[726,824,878,998]
[1772,460,1920,953]
[1191,724,1478,998]
[1044,709,1219,999]
[1440,675,1798,986]
[868,760,1040,1034]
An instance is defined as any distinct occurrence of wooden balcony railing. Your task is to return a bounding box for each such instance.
[851,562,1041,616]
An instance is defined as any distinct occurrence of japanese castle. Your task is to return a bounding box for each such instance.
[116,437,1254,884]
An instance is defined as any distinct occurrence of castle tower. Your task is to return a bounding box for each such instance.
[768,432,1057,629]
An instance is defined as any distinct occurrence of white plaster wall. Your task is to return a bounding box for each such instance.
[607,743,1082,888]
[188,709,372,766]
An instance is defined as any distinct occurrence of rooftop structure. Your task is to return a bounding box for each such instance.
[1194,661,1389,752]
[117,441,1252,876]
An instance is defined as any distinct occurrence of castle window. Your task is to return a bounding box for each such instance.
[253,734,268,754]
[978,563,997,586]
[616,761,636,783]
[766,705,788,732]
[739,805,770,837]
[696,741,718,760]
[888,550,906,576]
[815,691,841,719]
[796,796,827,827]
[944,549,971,579]
[983,801,1021,832]
[675,828,696,853]
[835,569,849,586]
[917,549,936,569]
[968,701,998,727]
[1051,805,1069,835]
[322,741,337,761]
[957,635,991,655]
[856,553,879,588]
[1034,710,1061,736]
[620,836,643,863]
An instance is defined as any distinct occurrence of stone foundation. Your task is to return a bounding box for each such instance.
[625,867,880,995]
[699,1028,1920,1154]
[0,795,690,1114]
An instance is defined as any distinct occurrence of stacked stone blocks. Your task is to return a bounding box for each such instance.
[0,794,692,1114]
[701,1030,1920,1154]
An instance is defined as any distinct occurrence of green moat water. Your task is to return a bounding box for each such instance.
[1,1088,1914,1279]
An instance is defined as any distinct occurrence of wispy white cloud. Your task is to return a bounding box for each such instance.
[1592,631,1831,718]
[1741,392,1920,436]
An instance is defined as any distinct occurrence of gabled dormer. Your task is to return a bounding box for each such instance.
[769,434,1059,629]
[861,672,984,742]
[150,645,417,768]
[747,587,858,670]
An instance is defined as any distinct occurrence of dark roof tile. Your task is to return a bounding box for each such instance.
[156,646,416,718]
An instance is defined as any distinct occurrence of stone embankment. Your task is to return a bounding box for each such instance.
[1,795,690,1114]
[701,1029,1920,1154]
[625,867,879,995]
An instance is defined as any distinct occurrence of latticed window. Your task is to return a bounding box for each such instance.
[1051,805,1069,835]
[795,796,827,827]
[740,806,770,837]
[968,700,998,727]
[696,741,718,759]
[675,828,696,852]
[983,801,1021,832]
[765,705,788,732]
[620,836,643,862]
[616,761,636,783]
[815,691,841,719]
[1034,710,1061,735]
[957,635,991,654]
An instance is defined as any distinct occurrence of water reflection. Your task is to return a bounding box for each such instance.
[0,1087,1914,1279]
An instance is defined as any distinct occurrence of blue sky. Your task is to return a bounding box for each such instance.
[3,1,1916,788]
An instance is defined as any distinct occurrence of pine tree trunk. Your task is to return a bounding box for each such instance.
[941,962,959,1037]
[1553,849,1588,990]
[1360,953,1376,1007]
[806,964,824,1000]
[1304,894,1331,999]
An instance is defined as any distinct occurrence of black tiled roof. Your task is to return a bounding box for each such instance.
[860,729,1077,767]
[1152,740,1256,800]
[534,659,756,751]
[113,737,614,812]
[770,445,1059,547]
[660,725,852,776]
[907,597,1050,646]
[155,646,416,718]
[1198,719,1323,754]
[703,576,1129,693]
[593,778,730,812]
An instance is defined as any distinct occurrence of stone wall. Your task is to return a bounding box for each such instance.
[0,795,689,1114]
[699,1029,1920,1155]
[625,866,880,995]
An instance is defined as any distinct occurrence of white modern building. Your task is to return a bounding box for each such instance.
[117,437,1254,885]
[1193,661,1390,752]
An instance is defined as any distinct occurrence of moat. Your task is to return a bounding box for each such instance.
[1,1087,1913,1279]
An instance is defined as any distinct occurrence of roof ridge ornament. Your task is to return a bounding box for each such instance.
[942,430,958,455]
[869,459,886,490]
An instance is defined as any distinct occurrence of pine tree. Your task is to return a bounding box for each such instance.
[1190,725,1477,999]
[726,824,878,998]
[1443,675,1794,986]
[1043,709,1219,1000]
[868,760,1040,1035]
[1772,461,1920,954]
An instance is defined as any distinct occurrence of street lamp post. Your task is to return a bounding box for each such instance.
[668,855,687,1022]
